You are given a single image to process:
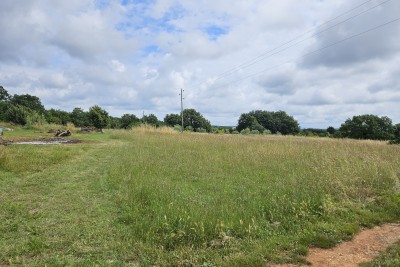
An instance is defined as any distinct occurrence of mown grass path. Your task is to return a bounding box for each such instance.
[0,140,129,266]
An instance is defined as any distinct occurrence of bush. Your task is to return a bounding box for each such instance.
[240,128,250,135]
[196,128,207,133]
[250,130,260,135]
[174,124,182,132]
[232,130,239,134]
[185,126,194,132]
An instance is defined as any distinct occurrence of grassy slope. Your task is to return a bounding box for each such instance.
[0,129,400,266]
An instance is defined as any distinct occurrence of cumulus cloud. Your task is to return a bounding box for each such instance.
[0,0,399,127]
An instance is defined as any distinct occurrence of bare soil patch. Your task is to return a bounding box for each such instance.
[4,138,83,145]
[270,223,400,267]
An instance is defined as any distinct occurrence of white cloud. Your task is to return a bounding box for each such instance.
[0,0,399,127]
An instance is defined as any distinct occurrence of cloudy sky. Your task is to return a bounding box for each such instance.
[1,0,399,128]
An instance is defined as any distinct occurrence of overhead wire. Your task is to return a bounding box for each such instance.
[209,16,400,90]
[206,0,392,83]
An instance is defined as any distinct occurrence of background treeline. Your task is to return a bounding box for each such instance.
[0,86,399,143]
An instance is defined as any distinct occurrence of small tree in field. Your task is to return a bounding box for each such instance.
[390,123,400,144]
[88,105,109,132]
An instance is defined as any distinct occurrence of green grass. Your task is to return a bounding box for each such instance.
[1,129,400,266]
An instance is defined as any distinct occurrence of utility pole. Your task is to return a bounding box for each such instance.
[179,88,184,132]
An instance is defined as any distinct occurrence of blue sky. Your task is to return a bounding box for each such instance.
[0,0,399,128]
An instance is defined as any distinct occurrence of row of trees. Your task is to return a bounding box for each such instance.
[0,86,212,132]
[0,86,399,143]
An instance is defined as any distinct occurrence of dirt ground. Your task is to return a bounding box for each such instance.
[3,138,82,145]
[270,223,400,267]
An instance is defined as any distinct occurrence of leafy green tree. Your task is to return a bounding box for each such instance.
[4,104,33,125]
[182,109,212,132]
[338,114,393,140]
[45,109,71,125]
[327,126,335,135]
[121,114,140,129]
[0,102,9,121]
[88,105,110,131]
[142,114,159,126]
[237,110,299,135]
[389,123,400,144]
[70,107,90,127]
[0,86,10,102]
[109,117,122,129]
[164,113,181,127]
[10,94,45,114]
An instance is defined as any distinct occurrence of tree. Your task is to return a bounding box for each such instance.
[0,86,10,102]
[390,123,400,144]
[121,114,140,129]
[70,107,89,127]
[3,104,33,125]
[45,109,71,125]
[10,94,45,114]
[327,126,335,135]
[338,114,394,140]
[182,109,212,132]
[237,110,300,135]
[142,114,159,126]
[88,105,110,131]
[164,113,181,127]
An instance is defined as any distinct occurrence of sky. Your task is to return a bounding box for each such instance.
[0,0,399,128]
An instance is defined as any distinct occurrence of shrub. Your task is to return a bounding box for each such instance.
[240,128,250,135]
[250,130,260,135]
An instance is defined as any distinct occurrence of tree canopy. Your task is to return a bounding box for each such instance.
[338,114,394,140]
[237,110,300,135]
[164,113,181,127]
[88,105,110,131]
[182,109,212,132]
[121,114,140,129]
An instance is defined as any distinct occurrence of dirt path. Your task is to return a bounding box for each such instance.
[270,223,400,267]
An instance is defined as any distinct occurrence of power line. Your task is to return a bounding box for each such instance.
[209,16,400,90]
[207,0,392,83]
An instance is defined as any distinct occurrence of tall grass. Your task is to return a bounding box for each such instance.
[105,132,400,266]
[1,131,399,266]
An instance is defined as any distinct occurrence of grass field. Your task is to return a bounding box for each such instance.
[1,127,400,266]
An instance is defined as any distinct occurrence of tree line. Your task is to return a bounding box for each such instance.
[0,85,399,143]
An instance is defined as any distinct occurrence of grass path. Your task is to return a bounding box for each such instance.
[0,140,129,266]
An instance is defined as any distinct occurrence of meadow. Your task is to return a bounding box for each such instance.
[0,126,399,266]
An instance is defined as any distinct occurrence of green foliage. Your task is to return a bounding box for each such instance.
[25,112,46,129]
[301,128,328,137]
[327,126,335,135]
[0,85,10,101]
[240,128,250,135]
[182,108,212,132]
[45,108,70,125]
[3,104,33,125]
[164,113,181,127]
[70,107,90,127]
[250,129,260,134]
[237,110,300,135]
[196,127,207,133]
[338,114,394,140]
[120,114,140,129]
[88,105,109,130]
[10,94,45,114]
[141,114,159,126]
[389,123,400,144]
